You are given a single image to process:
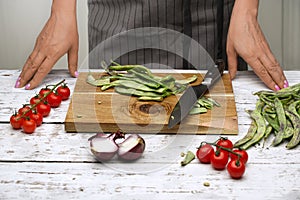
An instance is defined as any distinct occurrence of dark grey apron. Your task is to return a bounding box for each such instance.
[87,0,247,70]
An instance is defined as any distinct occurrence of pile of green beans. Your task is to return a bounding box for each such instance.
[87,64,198,101]
[234,83,300,150]
[87,63,220,115]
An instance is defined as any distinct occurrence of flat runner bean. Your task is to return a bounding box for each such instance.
[272,98,287,146]
[241,100,266,150]
[285,110,300,149]
[234,120,258,148]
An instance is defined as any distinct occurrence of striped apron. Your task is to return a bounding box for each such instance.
[87,0,247,70]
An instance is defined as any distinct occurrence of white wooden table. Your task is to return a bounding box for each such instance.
[0,70,299,200]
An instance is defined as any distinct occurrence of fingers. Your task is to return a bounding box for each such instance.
[246,57,279,91]
[258,48,287,89]
[226,40,238,80]
[18,50,45,88]
[67,45,79,78]
[24,56,59,90]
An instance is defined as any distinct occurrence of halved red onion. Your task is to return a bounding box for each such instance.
[89,131,124,161]
[118,134,146,161]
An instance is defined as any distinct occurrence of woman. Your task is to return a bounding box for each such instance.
[15,0,288,91]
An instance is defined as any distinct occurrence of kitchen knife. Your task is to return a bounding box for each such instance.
[168,59,225,129]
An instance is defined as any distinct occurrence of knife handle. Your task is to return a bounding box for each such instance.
[202,59,225,87]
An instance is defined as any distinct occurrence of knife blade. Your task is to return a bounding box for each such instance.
[168,59,225,129]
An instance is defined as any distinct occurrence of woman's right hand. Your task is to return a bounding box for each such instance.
[15,0,78,90]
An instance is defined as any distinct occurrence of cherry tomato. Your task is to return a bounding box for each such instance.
[30,95,41,106]
[196,144,214,164]
[227,159,246,179]
[36,102,51,117]
[18,105,32,117]
[47,92,62,108]
[39,88,51,97]
[22,118,36,134]
[56,84,71,100]
[10,113,24,129]
[30,112,43,126]
[230,149,249,164]
[210,150,229,170]
[216,137,233,153]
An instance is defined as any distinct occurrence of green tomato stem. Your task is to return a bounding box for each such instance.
[204,142,242,159]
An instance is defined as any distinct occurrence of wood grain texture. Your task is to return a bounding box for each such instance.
[65,72,238,134]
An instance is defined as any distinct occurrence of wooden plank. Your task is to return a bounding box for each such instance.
[1,124,300,164]
[0,162,299,199]
[64,72,238,134]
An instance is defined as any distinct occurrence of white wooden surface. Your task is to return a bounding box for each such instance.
[0,70,299,200]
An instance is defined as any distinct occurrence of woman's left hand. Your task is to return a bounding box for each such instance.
[226,0,288,91]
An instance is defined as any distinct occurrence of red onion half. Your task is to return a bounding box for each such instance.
[89,131,124,161]
[118,134,146,161]
[89,131,145,162]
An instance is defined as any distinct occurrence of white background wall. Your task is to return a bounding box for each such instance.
[0,0,299,70]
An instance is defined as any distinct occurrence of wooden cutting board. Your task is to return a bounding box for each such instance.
[64,72,238,134]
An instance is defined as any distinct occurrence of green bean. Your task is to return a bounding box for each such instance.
[181,151,195,166]
[138,96,164,102]
[262,112,279,132]
[241,100,266,150]
[188,97,220,115]
[207,97,221,107]
[259,94,275,107]
[196,99,205,107]
[175,75,198,85]
[262,125,274,148]
[114,86,164,98]
[119,74,161,88]
[263,105,276,114]
[272,98,287,146]
[128,69,166,88]
[277,83,300,93]
[86,74,111,86]
[158,75,176,84]
[264,124,274,140]
[234,120,257,148]
[200,98,215,109]
[283,118,294,139]
[102,80,167,93]
[189,107,208,115]
[109,65,137,71]
[109,63,153,77]
[288,100,300,115]
[285,110,300,149]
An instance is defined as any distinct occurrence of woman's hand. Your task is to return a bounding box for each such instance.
[15,0,78,90]
[226,0,288,91]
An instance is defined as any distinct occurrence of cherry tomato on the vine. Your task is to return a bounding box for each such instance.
[56,84,70,100]
[36,102,51,117]
[230,149,249,164]
[39,88,51,97]
[227,159,246,179]
[47,92,62,108]
[18,105,32,117]
[210,150,229,170]
[196,144,214,164]
[10,113,24,129]
[216,137,233,152]
[30,95,41,106]
[30,112,43,126]
[22,118,36,134]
